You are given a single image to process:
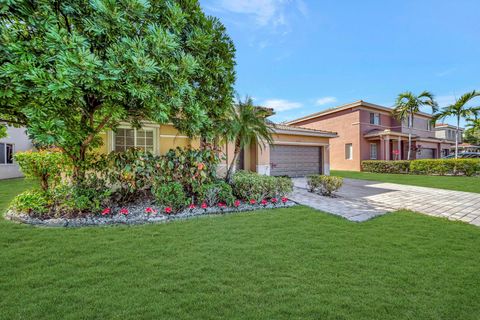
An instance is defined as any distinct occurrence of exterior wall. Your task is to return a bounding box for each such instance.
[401,116,435,138]
[0,126,33,179]
[293,108,361,171]
[98,124,200,156]
[435,127,463,144]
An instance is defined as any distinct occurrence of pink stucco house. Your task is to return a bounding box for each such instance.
[286,100,456,171]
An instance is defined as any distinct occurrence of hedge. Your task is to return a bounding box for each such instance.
[362,159,480,176]
[409,159,480,176]
[361,160,411,174]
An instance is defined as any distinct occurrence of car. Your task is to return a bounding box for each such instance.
[443,152,480,159]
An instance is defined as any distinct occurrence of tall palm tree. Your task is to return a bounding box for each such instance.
[466,107,480,133]
[224,96,274,182]
[393,91,438,160]
[434,91,480,158]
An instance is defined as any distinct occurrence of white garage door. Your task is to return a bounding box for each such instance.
[270,145,322,177]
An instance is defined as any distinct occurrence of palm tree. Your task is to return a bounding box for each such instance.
[466,107,480,133]
[223,96,274,182]
[434,91,480,158]
[393,91,438,160]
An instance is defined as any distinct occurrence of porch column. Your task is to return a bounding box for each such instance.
[379,137,384,160]
[385,136,390,160]
[397,137,402,160]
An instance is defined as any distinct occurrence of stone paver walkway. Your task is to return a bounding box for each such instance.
[290,178,480,226]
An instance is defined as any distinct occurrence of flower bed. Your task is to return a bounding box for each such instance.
[5,198,296,228]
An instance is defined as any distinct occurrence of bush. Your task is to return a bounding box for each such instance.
[14,149,71,191]
[307,175,343,196]
[231,171,293,201]
[362,160,411,174]
[51,184,112,217]
[10,189,51,216]
[410,159,480,176]
[153,181,188,211]
[91,147,220,202]
[197,181,235,206]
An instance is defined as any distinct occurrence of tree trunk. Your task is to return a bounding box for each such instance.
[407,113,413,160]
[455,116,460,159]
[225,138,241,182]
[71,146,87,183]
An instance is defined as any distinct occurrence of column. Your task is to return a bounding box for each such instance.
[379,137,384,160]
[397,137,402,160]
[385,136,390,160]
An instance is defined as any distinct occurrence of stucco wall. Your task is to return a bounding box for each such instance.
[0,126,33,179]
[294,108,360,171]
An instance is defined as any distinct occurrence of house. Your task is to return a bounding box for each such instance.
[286,100,456,171]
[433,123,464,156]
[0,125,33,179]
[98,122,337,178]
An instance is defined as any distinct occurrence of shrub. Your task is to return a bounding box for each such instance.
[153,181,188,211]
[14,149,71,191]
[197,181,235,206]
[410,159,480,176]
[231,171,293,201]
[307,175,343,196]
[361,160,411,174]
[51,184,112,217]
[10,189,51,216]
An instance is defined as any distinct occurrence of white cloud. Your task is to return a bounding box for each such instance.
[315,96,337,106]
[263,99,303,112]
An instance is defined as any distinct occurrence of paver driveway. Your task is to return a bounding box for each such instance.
[290,178,480,226]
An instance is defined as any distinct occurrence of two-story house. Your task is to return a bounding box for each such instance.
[434,123,464,156]
[286,100,456,171]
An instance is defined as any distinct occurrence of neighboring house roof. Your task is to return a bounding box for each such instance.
[286,100,434,125]
[272,123,338,138]
[434,123,464,130]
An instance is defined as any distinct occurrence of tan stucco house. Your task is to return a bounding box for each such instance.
[98,121,337,177]
[286,100,456,171]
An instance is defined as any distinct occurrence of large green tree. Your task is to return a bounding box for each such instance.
[393,91,438,160]
[0,0,236,179]
[434,91,479,158]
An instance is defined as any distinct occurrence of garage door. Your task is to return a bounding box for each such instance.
[270,145,322,177]
[417,148,435,159]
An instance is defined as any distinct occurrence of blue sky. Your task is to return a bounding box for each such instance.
[200,0,480,125]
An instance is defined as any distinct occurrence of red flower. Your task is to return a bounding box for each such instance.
[189,203,196,210]
[201,202,208,209]
[165,207,172,214]
[281,197,288,203]
[145,207,156,214]
[271,198,278,204]
[120,208,129,215]
[234,200,241,207]
[101,208,111,216]
[249,199,256,205]
[261,199,268,206]
[218,202,226,208]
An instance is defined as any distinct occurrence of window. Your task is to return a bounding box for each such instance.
[370,143,378,160]
[0,143,14,164]
[426,121,432,131]
[370,112,380,125]
[345,143,353,160]
[114,128,155,152]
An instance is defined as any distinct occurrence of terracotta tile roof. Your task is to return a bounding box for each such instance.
[271,123,337,137]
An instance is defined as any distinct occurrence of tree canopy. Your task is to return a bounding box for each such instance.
[0,0,236,175]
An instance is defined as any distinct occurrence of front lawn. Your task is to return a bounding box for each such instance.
[332,170,480,193]
[1,179,480,319]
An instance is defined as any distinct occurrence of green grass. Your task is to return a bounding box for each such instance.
[1,179,480,319]
[332,170,480,193]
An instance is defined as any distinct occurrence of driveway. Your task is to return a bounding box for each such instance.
[290,178,480,226]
